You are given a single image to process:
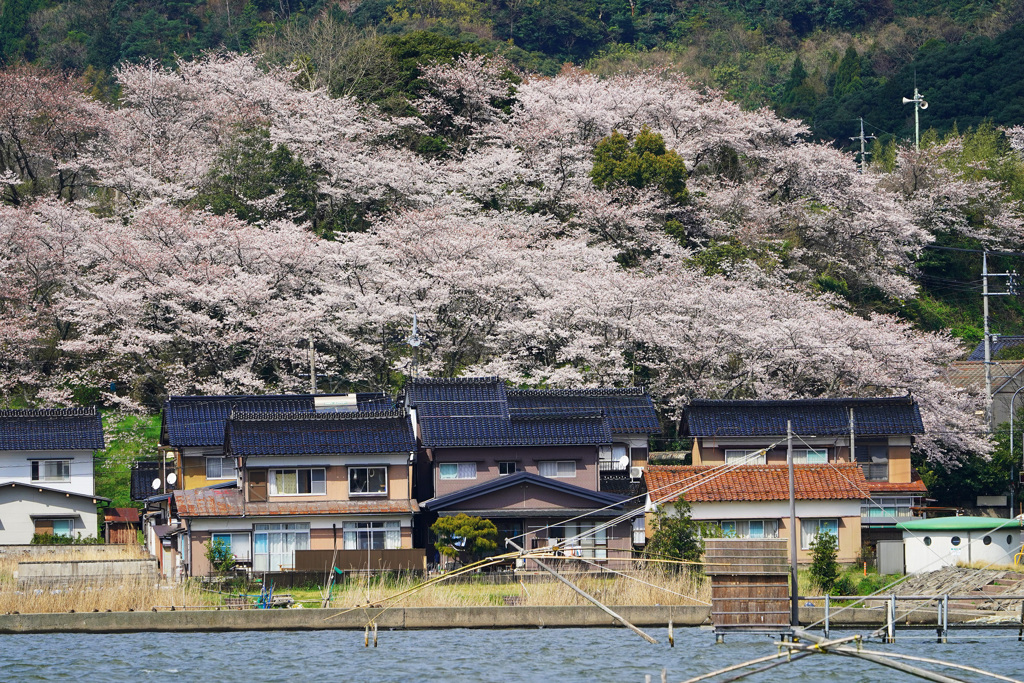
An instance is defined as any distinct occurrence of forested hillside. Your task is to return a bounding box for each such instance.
[3,0,1023,138]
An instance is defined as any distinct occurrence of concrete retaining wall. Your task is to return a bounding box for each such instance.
[16,559,159,585]
[0,604,934,634]
[0,545,133,559]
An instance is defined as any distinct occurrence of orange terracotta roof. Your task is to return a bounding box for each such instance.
[945,361,1024,393]
[644,464,869,503]
[863,470,929,494]
[174,488,418,517]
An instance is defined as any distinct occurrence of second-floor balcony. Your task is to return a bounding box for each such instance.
[599,459,629,473]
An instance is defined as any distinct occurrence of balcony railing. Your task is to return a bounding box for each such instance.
[859,463,889,481]
[599,459,628,472]
[632,530,647,545]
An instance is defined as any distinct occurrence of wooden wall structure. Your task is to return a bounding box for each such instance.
[294,549,427,573]
[705,538,791,632]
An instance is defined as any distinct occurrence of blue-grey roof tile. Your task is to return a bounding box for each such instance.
[423,471,627,511]
[685,397,924,437]
[0,407,104,451]
[225,410,415,456]
[162,393,394,447]
[969,338,1024,361]
[408,377,625,448]
[508,388,660,434]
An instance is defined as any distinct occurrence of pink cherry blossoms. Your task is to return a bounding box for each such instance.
[1,52,1019,464]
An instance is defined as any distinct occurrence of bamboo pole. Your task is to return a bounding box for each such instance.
[506,538,658,644]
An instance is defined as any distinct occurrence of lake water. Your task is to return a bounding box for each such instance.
[1,627,1021,682]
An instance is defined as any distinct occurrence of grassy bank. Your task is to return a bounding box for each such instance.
[313,569,711,609]
[0,546,208,614]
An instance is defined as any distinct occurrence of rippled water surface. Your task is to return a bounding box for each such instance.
[2,627,1021,682]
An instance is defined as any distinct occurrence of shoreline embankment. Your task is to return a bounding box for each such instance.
[0,605,988,634]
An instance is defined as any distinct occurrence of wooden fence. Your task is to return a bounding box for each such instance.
[294,549,427,573]
[705,538,791,631]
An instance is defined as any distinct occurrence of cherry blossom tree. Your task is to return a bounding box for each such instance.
[0,53,993,464]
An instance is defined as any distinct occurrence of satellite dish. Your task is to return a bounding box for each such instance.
[919,100,928,109]
[618,454,630,468]
[166,472,177,486]
[151,478,161,491]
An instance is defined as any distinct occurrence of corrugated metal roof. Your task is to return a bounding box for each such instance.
[173,487,419,517]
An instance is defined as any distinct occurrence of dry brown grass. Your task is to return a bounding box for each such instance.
[0,545,208,614]
[0,578,210,614]
[328,568,710,608]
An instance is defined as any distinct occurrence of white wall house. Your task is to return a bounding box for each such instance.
[900,517,1022,574]
[0,408,108,544]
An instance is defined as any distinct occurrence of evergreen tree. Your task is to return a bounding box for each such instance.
[779,56,817,120]
[833,46,863,98]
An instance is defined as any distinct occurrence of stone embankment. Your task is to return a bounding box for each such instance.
[894,566,1024,615]
[0,605,917,634]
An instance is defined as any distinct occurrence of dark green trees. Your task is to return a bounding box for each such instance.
[591,126,687,204]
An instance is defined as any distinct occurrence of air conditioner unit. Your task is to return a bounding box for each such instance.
[629,466,643,480]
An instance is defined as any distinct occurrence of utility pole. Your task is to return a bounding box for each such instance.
[787,420,798,628]
[984,250,992,428]
[981,251,1020,430]
[901,86,929,151]
[308,339,316,394]
[849,118,876,174]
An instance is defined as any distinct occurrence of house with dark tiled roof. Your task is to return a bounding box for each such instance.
[158,393,395,491]
[141,393,395,577]
[0,407,109,543]
[683,396,929,546]
[644,464,869,563]
[412,378,661,565]
[173,409,418,575]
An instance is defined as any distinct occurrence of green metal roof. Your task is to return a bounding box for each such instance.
[898,516,1021,532]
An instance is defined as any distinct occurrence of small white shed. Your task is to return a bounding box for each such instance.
[899,516,1022,574]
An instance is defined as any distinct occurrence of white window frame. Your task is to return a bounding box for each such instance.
[211,532,252,561]
[343,521,401,550]
[32,459,71,482]
[51,518,75,537]
[539,460,576,478]
[550,521,608,559]
[439,463,477,480]
[724,449,766,465]
[792,449,828,464]
[718,519,779,539]
[206,456,236,480]
[253,522,309,572]
[269,468,327,496]
[498,461,517,476]
[801,518,840,550]
[349,466,388,496]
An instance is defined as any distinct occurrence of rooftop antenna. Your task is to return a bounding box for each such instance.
[407,313,422,377]
[902,74,929,151]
